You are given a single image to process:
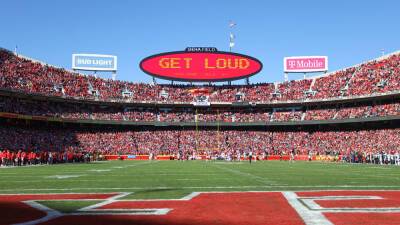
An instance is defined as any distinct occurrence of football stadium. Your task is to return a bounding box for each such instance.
[1,1,400,225]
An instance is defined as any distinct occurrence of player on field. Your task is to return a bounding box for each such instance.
[178,149,183,161]
[290,149,295,163]
[248,151,253,164]
[11,151,16,166]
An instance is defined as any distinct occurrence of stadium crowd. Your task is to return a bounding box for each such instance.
[1,49,399,104]
[1,48,400,167]
[0,150,92,166]
[1,126,400,166]
[1,96,399,122]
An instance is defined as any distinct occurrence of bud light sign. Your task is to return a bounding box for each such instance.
[284,56,328,73]
[72,54,117,71]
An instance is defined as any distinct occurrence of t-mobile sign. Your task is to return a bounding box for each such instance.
[284,56,328,73]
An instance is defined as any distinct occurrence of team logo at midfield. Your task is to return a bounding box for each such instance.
[3,191,400,225]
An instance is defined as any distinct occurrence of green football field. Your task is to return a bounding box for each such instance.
[1,160,400,199]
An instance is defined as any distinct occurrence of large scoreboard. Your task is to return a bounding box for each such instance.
[140,48,262,82]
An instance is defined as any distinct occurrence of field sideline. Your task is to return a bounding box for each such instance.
[1,160,400,198]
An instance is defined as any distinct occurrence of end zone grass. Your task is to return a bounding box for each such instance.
[1,160,400,199]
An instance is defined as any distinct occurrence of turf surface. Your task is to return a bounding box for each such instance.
[1,160,400,199]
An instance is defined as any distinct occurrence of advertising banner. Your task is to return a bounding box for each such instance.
[72,54,117,71]
[284,56,328,73]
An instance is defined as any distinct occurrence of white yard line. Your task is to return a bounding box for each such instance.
[88,169,112,172]
[96,161,160,171]
[2,185,400,193]
[46,175,85,179]
[211,163,279,185]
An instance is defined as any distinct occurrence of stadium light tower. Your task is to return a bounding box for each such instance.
[229,20,236,52]
[228,21,236,86]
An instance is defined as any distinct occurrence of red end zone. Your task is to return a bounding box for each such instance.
[295,191,400,225]
[2,191,400,225]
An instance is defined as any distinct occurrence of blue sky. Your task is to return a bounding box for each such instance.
[1,0,399,84]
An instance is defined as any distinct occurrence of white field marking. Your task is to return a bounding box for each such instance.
[11,192,133,225]
[300,195,400,213]
[0,181,47,183]
[0,164,48,169]
[46,175,84,179]
[283,192,400,225]
[8,191,201,225]
[0,176,52,178]
[300,196,382,210]
[2,190,400,197]
[12,192,200,225]
[176,178,201,181]
[70,208,171,215]
[180,192,200,200]
[11,192,173,225]
[1,174,223,179]
[0,180,125,183]
[3,185,400,192]
[84,161,158,173]
[88,169,111,172]
[211,164,278,185]
[36,199,113,201]
[0,173,224,176]
[283,192,333,225]
[0,192,121,196]
[324,170,400,179]
[92,173,225,176]
[302,195,383,200]
[70,192,200,216]
[78,192,131,210]
[73,192,201,216]
[13,200,63,225]
[0,172,221,178]
[174,178,234,181]
[2,178,240,183]
[116,192,202,202]
[123,161,159,167]
[111,161,158,169]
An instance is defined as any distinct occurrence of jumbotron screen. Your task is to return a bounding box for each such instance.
[140,48,262,82]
